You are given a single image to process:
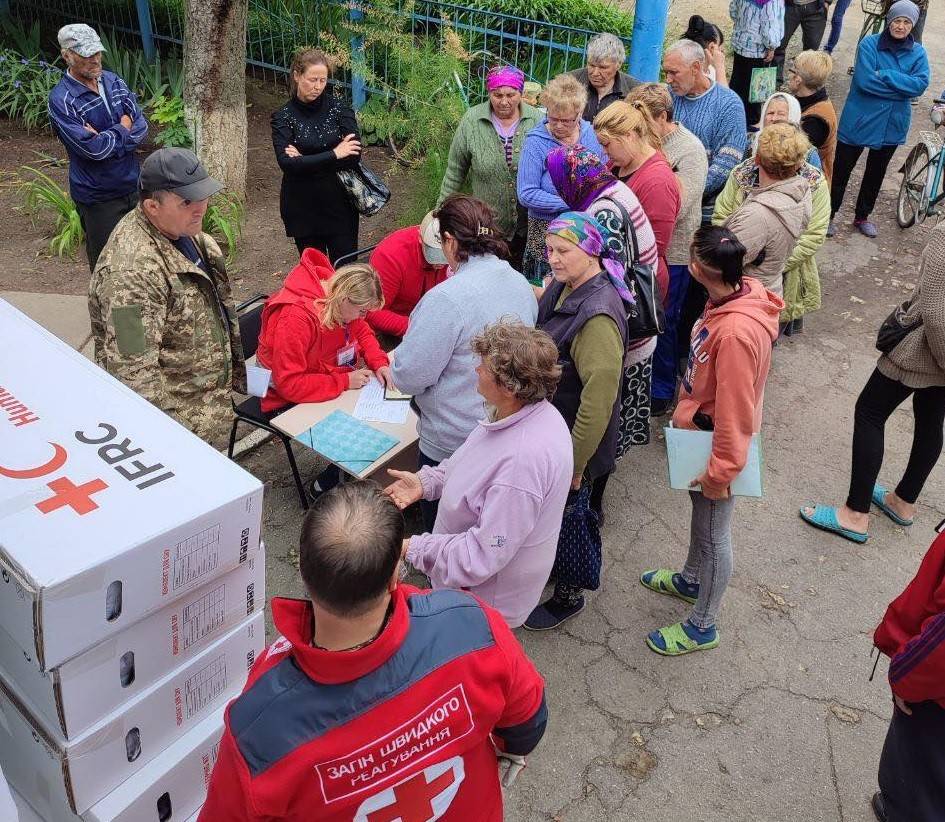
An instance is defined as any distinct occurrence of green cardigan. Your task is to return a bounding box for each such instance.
[437,101,540,239]
[713,159,829,323]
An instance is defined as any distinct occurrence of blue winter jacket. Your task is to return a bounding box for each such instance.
[837,34,930,149]
[47,70,148,204]
[516,119,606,221]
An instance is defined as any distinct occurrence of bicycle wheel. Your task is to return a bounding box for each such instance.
[897,143,933,228]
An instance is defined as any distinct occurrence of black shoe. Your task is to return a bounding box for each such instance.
[523,596,586,631]
[650,397,673,417]
[871,792,887,822]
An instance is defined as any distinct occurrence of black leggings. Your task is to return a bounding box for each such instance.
[830,141,898,222]
[294,224,358,266]
[846,368,945,513]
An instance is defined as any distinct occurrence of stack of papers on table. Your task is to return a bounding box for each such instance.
[296,410,399,474]
[353,379,410,424]
[664,427,763,497]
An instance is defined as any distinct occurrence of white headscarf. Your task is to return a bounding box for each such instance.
[752,92,803,156]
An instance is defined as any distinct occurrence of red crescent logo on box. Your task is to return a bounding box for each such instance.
[354,756,465,822]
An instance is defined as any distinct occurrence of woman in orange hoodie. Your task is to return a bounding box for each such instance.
[256,249,390,494]
[640,225,783,656]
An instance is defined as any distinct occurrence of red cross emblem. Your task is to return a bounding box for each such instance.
[356,757,465,822]
[35,476,108,515]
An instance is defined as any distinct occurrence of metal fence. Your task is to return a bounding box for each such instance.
[7,0,631,108]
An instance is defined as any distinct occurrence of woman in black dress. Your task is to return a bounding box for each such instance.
[271,49,362,262]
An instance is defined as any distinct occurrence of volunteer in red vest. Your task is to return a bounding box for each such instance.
[870,528,945,822]
[366,213,449,339]
[200,482,548,822]
[640,225,782,656]
[256,253,390,414]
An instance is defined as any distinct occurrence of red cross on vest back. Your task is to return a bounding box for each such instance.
[366,767,456,822]
[35,477,109,515]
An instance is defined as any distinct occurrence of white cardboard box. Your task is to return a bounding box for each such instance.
[0,300,264,670]
[0,553,264,739]
[0,612,263,816]
[85,705,224,822]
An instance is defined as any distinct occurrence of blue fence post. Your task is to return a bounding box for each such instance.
[134,0,157,63]
[627,0,670,82]
[349,4,366,111]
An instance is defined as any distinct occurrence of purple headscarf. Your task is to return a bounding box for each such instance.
[546,145,618,212]
[546,211,634,305]
[486,65,525,92]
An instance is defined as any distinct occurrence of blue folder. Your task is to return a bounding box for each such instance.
[295,410,399,475]
[664,427,763,498]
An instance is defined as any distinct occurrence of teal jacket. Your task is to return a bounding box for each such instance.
[437,101,540,239]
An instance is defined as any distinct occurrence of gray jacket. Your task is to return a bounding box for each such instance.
[391,254,538,461]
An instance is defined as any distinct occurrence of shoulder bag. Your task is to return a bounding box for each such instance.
[876,297,922,354]
[336,162,391,216]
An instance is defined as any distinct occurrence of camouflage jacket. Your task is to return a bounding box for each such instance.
[89,208,246,448]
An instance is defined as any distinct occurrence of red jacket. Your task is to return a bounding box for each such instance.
[366,226,447,337]
[256,248,388,412]
[672,278,783,497]
[199,586,547,822]
[874,530,945,708]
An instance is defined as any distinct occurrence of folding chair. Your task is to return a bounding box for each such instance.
[227,294,309,509]
[332,243,379,269]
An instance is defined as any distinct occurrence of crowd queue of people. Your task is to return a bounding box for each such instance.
[41,8,943,820]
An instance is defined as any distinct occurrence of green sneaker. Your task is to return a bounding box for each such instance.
[640,569,698,604]
[646,621,719,656]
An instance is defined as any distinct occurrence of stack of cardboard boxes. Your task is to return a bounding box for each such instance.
[0,301,266,821]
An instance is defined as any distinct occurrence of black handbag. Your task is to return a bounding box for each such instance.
[336,162,391,216]
[876,299,922,354]
[596,197,665,341]
[550,485,602,591]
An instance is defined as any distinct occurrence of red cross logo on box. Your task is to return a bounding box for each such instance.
[356,757,465,822]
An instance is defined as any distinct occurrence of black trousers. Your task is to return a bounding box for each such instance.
[294,221,359,267]
[76,191,139,272]
[729,53,771,129]
[418,449,441,533]
[830,141,898,222]
[846,368,945,513]
[878,700,945,822]
[774,1,828,81]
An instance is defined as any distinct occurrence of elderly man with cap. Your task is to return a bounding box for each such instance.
[89,148,245,448]
[48,24,148,271]
[365,213,449,341]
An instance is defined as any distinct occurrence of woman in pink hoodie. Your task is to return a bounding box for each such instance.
[640,225,783,656]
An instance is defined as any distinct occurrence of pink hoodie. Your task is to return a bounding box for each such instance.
[672,277,784,497]
[406,400,573,627]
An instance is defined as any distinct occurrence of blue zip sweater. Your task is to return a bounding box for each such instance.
[47,70,148,204]
[672,82,747,197]
[838,34,930,149]
[516,119,607,221]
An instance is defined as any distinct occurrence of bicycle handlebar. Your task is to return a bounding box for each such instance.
[936,99,945,105]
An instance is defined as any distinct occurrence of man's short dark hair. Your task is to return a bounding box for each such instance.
[139,189,167,203]
[299,481,404,617]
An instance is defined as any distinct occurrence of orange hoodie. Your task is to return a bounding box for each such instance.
[672,277,784,497]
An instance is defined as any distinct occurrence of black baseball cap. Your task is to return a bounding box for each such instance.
[139,148,223,201]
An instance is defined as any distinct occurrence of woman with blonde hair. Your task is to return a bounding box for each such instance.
[716,123,813,297]
[516,73,606,284]
[594,100,680,306]
[256,250,389,415]
[386,320,573,628]
[626,82,708,415]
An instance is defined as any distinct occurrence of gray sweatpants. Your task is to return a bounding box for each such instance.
[681,490,735,629]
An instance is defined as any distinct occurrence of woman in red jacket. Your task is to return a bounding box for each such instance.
[257,249,390,415]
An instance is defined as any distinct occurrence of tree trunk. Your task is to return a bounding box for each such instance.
[183,0,247,200]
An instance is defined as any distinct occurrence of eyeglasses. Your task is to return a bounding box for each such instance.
[547,115,578,126]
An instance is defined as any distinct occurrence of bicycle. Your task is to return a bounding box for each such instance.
[897,100,945,229]
[847,0,886,74]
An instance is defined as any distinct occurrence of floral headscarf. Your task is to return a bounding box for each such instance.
[486,65,526,92]
[546,211,634,305]
[546,145,618,212]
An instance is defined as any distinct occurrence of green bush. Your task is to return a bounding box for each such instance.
[0,50,63,131]
[149,94,192,148]
[17,165,83,258]
[203,194,245,264]
[461,0,633,37]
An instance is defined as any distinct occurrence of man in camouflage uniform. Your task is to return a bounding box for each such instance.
[89,148,245,448]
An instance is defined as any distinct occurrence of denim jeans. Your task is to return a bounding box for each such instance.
[681,490,735,629]
[652,264,692,402]
[823,0,852,53]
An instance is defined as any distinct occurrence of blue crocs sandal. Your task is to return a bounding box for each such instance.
[871,485,913,527]
[799,505,868,544]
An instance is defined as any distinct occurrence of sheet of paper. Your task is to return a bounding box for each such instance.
[353,379,410,424]
[664,427,763,498]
